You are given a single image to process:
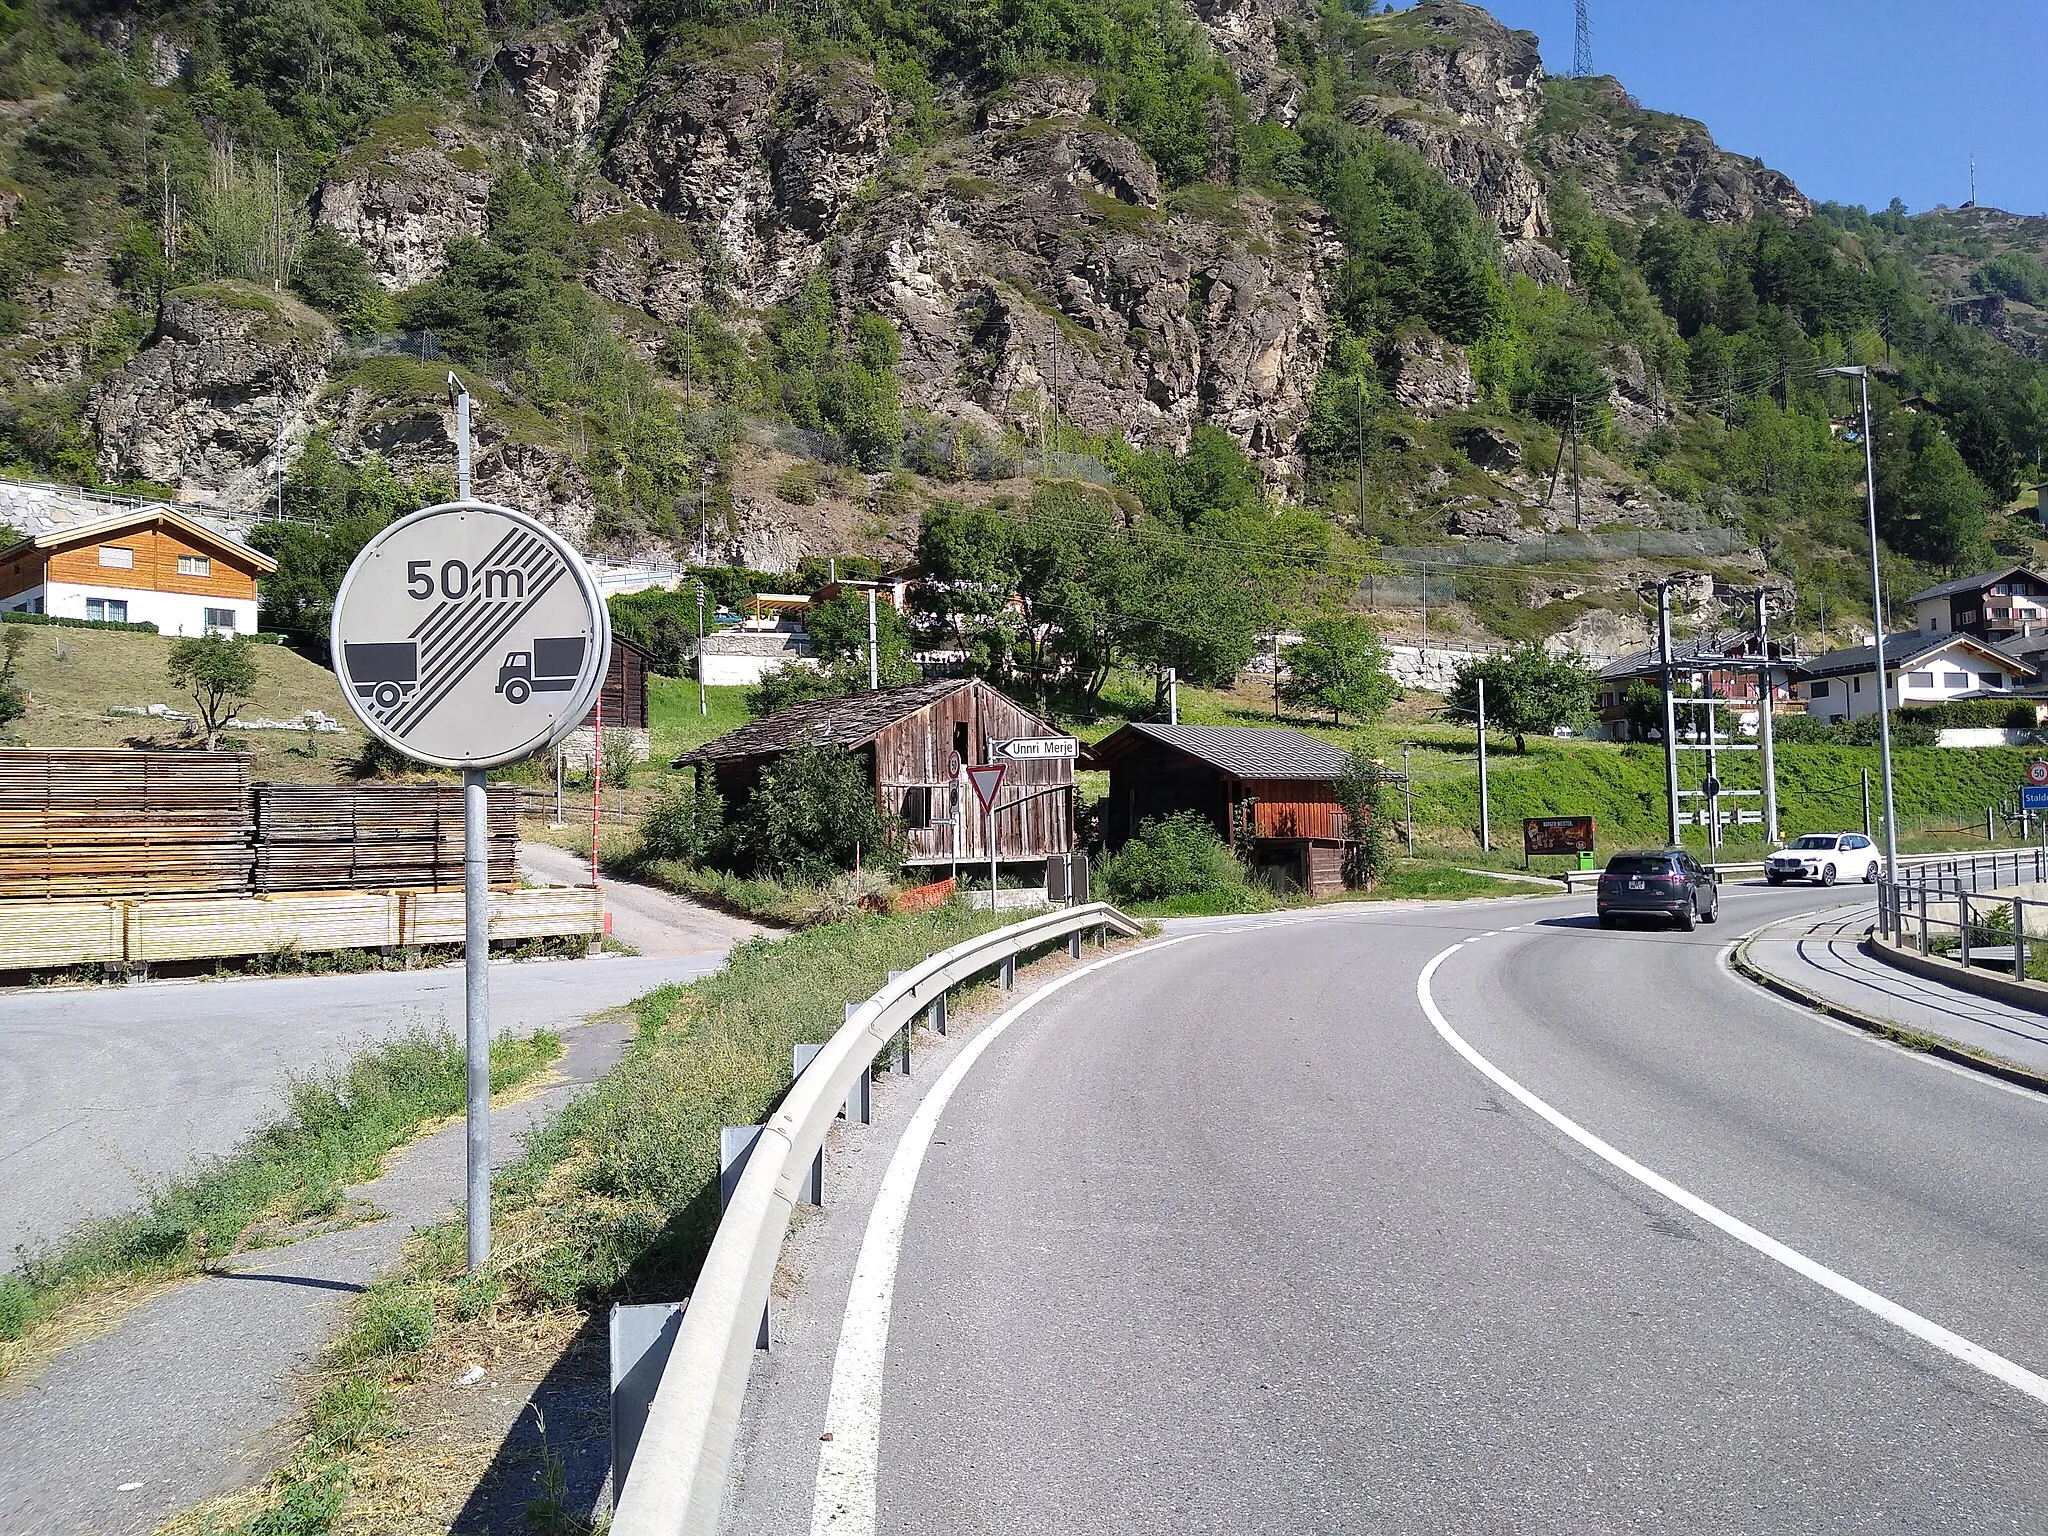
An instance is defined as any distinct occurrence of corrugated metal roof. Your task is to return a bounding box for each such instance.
[1095,722,1352,780]
[671,677,984,765]
[1795,631,2035,678]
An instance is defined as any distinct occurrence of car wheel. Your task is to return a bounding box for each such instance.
[1863,859,1879,884]
[1677,900,1697,933]
[1820,862,1838,886]
[1598,914,1618,930]
[1766,873,1783,886]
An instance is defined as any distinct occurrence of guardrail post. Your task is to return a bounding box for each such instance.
[798,1041,869,1126]
[2017,897,2029,983]
[928,988,947,1036]
[1067,931,1081,960]
[1000,954,1016,990]
[718,1127,772,1348]
[1960,891,1972,967]
[1919,883,1930,956]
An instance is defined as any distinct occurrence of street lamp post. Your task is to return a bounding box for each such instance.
[1818,364,1899,880]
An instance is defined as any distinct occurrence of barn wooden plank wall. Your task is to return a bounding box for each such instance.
[870,683,1074,864]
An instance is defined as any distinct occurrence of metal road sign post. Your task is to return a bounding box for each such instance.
[990,736,1080,763]
[966,763,1007,911]
[331,500,610,1273]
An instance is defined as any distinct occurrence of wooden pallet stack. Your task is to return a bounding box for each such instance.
[0,750,255,898]
[251,785,517,892]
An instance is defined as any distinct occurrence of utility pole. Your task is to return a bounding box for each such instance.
[1356,380,1369,532]
[1756,589,1780,844]
[696,580,707,717]
[1658,580,1682,847]
[866,587,879,690]
[1705,696,1721,860]
[1569,398,1583,530]
[1818,364,1900,878]
[1403,743,1414,856]
[1421,561,1430,652]
[1477,676,1491,852]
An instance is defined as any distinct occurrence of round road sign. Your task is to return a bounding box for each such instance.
[2029,760,2048,787]
[330,501,610,770]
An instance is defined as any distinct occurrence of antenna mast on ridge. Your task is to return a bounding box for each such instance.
[1572,0,1593,78]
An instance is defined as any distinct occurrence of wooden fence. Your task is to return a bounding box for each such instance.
[0,886,605,970]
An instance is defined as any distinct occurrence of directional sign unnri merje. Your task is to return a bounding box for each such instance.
[991,736,1080,763]
[331,501,610,770]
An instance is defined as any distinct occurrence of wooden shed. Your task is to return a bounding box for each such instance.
[673,677,1074,869]
[1088,723,1357,895]
[583,636,653,731]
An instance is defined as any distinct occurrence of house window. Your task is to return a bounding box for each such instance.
[1983,672,2006,689]
[1961,610,1979,626]
[1853,676,1863,693]
[1809,680,1830,698]
[203,607,237,632]
[1906,671,1934,688]
[177,555,211,577]
[1944,672,1971,690]
[900,785,930,829]
[98,545,134,569]
[86,598,128,623]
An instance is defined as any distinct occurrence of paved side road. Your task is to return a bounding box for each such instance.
[0,949,733,1264]
[1744,904,2048,1075]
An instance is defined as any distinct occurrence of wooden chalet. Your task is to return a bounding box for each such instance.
[673,677,1074,869]
[1088,723,1357,895]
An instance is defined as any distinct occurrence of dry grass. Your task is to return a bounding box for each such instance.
[4,626,366,783]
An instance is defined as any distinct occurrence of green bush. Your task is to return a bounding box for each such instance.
[1100,812,1249,903]
[726,743,903,883]
[639,777,726,866]
[0,611,158,632]
[1898,699,2039,730]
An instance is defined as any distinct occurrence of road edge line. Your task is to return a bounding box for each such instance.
[1417,941,2048,1410]
[807,935,1195,1536]
[1728,924,2048,1097]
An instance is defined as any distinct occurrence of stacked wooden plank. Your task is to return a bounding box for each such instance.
[251,785,517,892]
[0,751,254,898]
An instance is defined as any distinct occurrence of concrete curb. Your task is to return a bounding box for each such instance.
[1729,928,2048,1097]
[1862,932,2048,1016]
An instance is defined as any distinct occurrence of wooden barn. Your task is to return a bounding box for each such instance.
[584,636,654,732]
[673,677,1074,870]
[1088,723,1358,895]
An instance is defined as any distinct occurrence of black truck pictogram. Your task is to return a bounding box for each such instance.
[496,637,587,704]
[345,642,419,711]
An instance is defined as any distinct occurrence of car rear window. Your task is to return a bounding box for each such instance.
[1605,855,1675,876]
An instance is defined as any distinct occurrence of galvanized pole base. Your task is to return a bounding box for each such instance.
[464,768,492,1273]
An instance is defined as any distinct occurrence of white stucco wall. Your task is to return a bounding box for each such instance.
[17,580,256,635]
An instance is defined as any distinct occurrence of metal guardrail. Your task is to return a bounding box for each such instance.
[611,899,1145,1536]
[1565,847,2045,895]
[1877,848,2048,975]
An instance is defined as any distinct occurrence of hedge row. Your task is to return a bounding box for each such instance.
[0,612,159,633]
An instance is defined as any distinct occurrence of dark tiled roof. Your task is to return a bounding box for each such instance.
[1093,722,1352,780]
[1795,631,2035,679]
[1905,566,2045,605]
[672,678,975,764]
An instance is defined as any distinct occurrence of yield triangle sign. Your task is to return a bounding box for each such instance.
[966,763,1006,813]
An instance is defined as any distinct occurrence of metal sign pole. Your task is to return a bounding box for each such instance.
[463,768,491,1270]
[1477,676,1491,852]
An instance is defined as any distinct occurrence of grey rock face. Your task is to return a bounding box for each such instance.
[835,108,1333,486]
[603,41,891,305]
[1446,499,1525,541]
[1529,79,1810,227]
[315,119,496,291]
[496,15,623,150]
[87,287,335,509]
[1190,0,1317,125]
[1458,424,1523,473]
[1374,0,1548,142]
[1391,332,1476,416]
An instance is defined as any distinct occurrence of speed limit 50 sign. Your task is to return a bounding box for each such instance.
[2029,760,2048,787]
[331,501,610,769]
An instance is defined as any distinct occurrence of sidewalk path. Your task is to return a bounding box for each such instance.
[1742,903,2048,1077]
[519,841,765,958]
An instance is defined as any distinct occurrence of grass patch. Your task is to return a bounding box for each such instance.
[647,677,752,762]
[0,1028,561,1371]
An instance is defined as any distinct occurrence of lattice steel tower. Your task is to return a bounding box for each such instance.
[1573,0,1593,77]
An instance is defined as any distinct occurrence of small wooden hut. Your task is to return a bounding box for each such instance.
[1088,723,1357,895]
[673,678,1074,870]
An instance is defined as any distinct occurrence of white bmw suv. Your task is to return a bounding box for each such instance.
[1765,833,1881,886]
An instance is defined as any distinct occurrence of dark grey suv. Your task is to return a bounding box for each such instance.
[1596,849,1720,931]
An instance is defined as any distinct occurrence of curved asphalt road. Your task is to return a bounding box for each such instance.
[869,881,2048,1532]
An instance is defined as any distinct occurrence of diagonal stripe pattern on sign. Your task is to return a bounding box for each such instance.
[362,525,537,730]
[385,531,569,738]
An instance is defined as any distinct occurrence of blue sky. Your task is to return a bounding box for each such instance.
[1396,2,2048,216]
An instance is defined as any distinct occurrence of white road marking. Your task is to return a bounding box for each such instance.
[1417,941,2048,1408]
[809,937,1196,1535]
